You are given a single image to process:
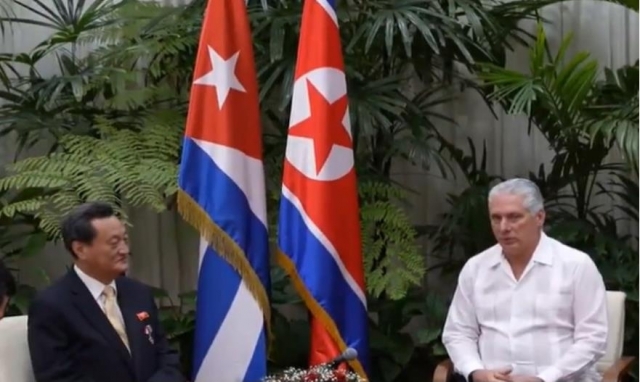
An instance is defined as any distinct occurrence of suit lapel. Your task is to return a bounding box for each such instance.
[116,278,146,379]
[67,270,134,374]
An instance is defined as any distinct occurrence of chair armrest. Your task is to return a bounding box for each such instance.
[602,356,636,382]
[433,358,454,382]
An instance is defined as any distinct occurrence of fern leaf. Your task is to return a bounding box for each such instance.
[359,181,425,300]
[0,108,183,239]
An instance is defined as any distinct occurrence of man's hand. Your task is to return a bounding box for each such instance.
[494,375,543,382]
[471,367,513,382]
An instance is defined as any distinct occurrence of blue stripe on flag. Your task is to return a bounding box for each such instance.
[193,247,267,381]
[180,138,270,381]
[245,324,268,378]
[179,138,271,288]
[278,195,370,373]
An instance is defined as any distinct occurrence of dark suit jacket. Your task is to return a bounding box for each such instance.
[27,270,185,382]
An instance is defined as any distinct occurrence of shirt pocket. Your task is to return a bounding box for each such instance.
[474,294,501,326]
[534,291,573,322]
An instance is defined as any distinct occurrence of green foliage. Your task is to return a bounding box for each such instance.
[478,23,638,176]
[267,268,310,372]
[359,181,424,300]
[0,111,183,238]
[367,289,449,382]
[586,63,639,175]
[608,0,639,11]
[0,188,47,257]
[0,0,193,157]
[427,138,500,272]
[151,287,197,377]
[0,186,49,315]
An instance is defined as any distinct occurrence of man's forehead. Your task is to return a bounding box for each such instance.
[91,217,126,234]
[489,194,527,211]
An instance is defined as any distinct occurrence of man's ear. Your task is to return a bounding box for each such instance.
[72,241,88,260]
[535,209,546,228]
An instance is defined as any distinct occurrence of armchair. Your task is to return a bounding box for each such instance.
[0,315,35,382]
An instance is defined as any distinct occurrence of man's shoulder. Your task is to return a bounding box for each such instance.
[29,272,75,317]
[546,235,596,266]
[35,272,73,302]
[116,275,154,296]
[458,243,502,277]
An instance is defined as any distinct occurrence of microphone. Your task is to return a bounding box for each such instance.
[322,347,358,369]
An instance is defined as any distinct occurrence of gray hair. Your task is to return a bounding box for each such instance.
[488,178,544,214]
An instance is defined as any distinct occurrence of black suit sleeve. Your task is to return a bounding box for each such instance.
[28,297,87,382]
[145,291,186,382]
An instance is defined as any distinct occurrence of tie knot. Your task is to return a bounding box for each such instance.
[103,285,116,298]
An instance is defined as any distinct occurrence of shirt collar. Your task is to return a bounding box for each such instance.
[488,231,553,267]
[74,265,117,301]
[531,232,553,265]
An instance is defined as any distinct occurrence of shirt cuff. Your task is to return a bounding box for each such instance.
[457,360,485,382]
[537,366,563,382]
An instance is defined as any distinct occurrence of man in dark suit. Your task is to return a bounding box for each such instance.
[27,202,185,382]
[0,259,16,319]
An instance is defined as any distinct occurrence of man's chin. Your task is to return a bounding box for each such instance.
[499,241,520,252]
[114,263,129,276]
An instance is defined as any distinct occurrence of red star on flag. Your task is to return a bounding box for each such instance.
[288,80,352,175]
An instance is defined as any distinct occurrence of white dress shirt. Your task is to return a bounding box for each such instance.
[74,265,125,327]
[442,233,608,382]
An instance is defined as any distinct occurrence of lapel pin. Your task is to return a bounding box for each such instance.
[144,324,155,345]
[136,311,150,321]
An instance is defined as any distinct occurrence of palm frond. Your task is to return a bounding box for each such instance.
[586,63,639,174]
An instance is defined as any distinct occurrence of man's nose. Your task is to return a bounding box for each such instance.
[118,243,130,255]
[499,219,511,232]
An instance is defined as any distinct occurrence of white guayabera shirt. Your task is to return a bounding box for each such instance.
[442,233,608,382]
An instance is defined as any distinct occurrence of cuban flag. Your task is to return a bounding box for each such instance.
[176,0,271,381]
[275,0,369,377]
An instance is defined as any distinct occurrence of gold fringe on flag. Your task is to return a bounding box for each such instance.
[275,249,367,379]
[176,190,272,343]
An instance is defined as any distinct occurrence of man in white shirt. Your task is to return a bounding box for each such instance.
[442,178,608,382]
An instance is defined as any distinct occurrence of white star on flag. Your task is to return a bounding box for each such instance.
[193,46,246,109]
